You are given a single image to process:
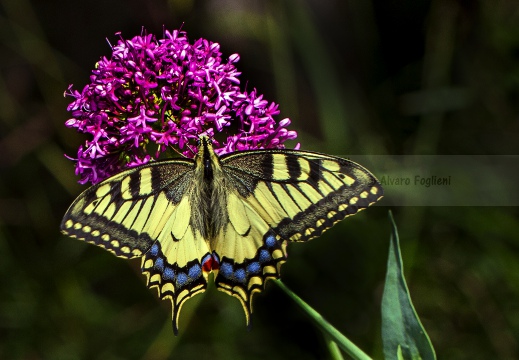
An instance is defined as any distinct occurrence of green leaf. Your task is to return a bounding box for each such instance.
[275,280,372,360]
[381,211,436,360]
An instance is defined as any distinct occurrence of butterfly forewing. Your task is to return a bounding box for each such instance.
[61,159,195,255]
[221,149,383,242]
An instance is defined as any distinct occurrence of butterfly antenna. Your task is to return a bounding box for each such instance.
[169,145,185,158]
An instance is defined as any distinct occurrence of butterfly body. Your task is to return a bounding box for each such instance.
[61,136,383,333]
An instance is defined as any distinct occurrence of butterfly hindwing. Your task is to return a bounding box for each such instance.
[212,191,288,326]
[141,222,210,335]
[61,159,212,334]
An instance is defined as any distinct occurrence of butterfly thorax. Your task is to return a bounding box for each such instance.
[190,136,229,240]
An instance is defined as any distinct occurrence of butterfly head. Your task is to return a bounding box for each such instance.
[195,135,220,183]
[196,135,213,150]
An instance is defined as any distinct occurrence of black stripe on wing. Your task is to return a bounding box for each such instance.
[214,229,287,328]
[274,180,383,242]
[61,211,156,258]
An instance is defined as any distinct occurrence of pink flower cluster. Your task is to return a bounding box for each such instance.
[65,28,298,184]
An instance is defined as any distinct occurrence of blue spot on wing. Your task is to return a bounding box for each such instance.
[163,267,175,280]
[265,233,276,248]
[154,257,164,271]
[150,243,159,256]
[220,262,233,278]
[247,261,261,274]
[259,249,271,263]
[234,268,246,283]
[176,272,188,286]
[188,264,202,279]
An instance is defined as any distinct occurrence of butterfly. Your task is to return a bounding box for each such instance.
[61,135,383,334]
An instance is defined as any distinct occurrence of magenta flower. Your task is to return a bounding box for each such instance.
[65,28,298,185]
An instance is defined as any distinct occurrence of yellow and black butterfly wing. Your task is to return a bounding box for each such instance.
[211,190,288,327]
[60,159,211,334]
[221,149,383,241]
[212,149,383,323]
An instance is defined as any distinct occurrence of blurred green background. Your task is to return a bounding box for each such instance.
[1,0,519,359]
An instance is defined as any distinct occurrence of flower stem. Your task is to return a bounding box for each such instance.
[274,280,372,360]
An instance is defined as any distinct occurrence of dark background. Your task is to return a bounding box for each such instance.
[1,0,519,359]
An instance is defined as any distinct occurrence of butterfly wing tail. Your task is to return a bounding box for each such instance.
[213,227,288,328]
[141,231,211,335]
